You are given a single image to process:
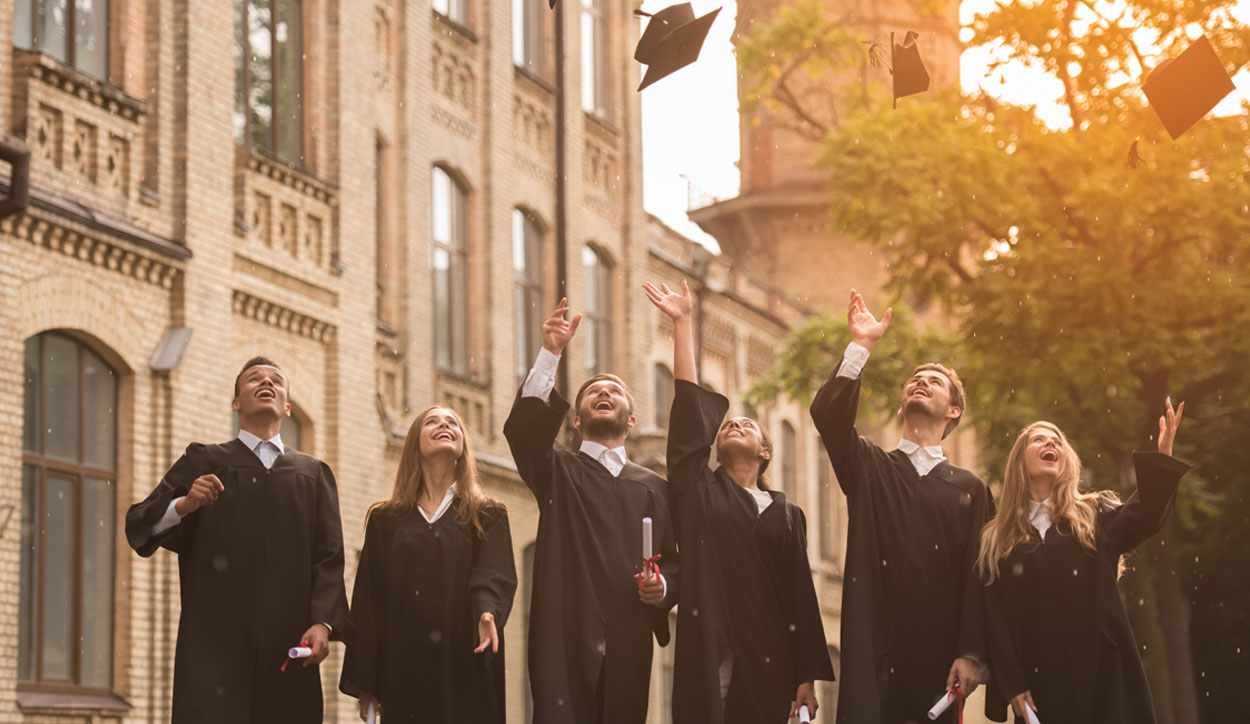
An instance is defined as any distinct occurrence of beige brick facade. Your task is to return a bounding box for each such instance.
[1,1,861,722]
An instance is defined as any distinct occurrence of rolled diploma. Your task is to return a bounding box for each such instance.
[927,689,956,720]
[798,704,812,723]
[642,517,653,562]
[1026,706,1041,724]
[287,646,313,659]
[366,701,377,724]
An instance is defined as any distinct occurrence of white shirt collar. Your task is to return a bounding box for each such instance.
[897,438,946,476]
[579,440,628,477]
[420,483,458,524]
[237,429,285,455]
[1028,496,1052,539]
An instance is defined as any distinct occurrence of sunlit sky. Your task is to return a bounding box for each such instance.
[640,0,1250,251]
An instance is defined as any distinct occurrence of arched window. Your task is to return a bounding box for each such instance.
[432,166,469,374]
[20,332,119,689]
[582,245,613,374]
[780,421,797,499]
[817,444,836,562]
[513,209,545,384]
[653,363,674,429]
[233,0,306,164]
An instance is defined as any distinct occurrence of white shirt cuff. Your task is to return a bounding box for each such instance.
[659,573,668,602]
[836,341,871,379]
[520,348,561,402]
[152,496,186,535]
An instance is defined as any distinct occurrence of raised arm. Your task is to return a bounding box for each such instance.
[504,300,581,499]
[1103,399,1189,555]
[643,280,695,383]
[809,290,892,494]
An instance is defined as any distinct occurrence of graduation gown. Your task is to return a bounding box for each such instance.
[503,389,679,724]
[984,451,1190,724]
[810,362,994,724]
[339,500,517,723]
[667,380,835,724]
[124,439,349,724]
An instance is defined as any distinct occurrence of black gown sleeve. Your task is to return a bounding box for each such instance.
[789,506,836,685]
[809,360,876,497]
[310,462,349,637]
[124,443,209,557]
[666,379,729,498]
[469,507,519,629]
[956,483,995,660]
[340,513,386,699]
[503,388,572,501]
[1102,451,1190,556]
[983,572,1024,722]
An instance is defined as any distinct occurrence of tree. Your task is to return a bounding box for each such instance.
[738,0,1250,721]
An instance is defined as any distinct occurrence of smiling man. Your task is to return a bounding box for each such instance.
[125,357,348,724]
[504,299,678,724]
[810,291,995,724]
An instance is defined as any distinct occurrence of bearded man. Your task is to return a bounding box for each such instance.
[504,299,679,724]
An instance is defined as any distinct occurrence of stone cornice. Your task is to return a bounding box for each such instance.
[231,289,337,344]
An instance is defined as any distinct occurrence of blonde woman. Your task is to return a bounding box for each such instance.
[340,406,516,723]
[979,400,1187,724]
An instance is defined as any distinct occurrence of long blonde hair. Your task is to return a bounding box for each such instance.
[977,421,1119,584]
[369,405,501,536]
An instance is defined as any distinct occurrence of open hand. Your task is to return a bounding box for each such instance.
[541,298,582,355]
[1157,397,1184,456]
[643,280,693,321]
[474,612,499,654]
[174,474,225,516]
[847,289,892,351]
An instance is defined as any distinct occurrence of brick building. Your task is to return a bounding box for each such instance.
[0,0,844,722]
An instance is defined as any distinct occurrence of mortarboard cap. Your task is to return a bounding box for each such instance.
[1142,35,1236,140]
[634,4,722,92]
[891,31,930,109]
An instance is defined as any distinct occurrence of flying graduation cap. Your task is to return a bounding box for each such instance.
[1142,35,1236,140]
[633,3,722,92]
[866,31,931,108]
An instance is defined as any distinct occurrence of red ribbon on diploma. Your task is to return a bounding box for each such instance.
[280,640,310,672]
[952,682,964,724]
[637,553,662,592]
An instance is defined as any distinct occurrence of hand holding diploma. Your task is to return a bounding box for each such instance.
[636,517,665,606]
[296,622,330,667]
[474,611,499,654]
[797,704,812,723]
[357,694,379,723]
[792,682,817,719]
[927,684,960,720]
[1010,691,1040,724]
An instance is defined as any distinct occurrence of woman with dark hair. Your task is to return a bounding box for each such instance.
[645,281,834,724]
[340,406,517,723]
[979,400,1187,724]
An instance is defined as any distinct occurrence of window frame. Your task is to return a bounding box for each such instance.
[513,209,545,384]
[512,0,546,78]
[579,0,610,117]
[431,166,470,375]
[653,362,674,429]
[780,420,797,499]
[234,0,307,166]
[12,0,112,80]
[19,332,119,694]
[432,0,468,27]
[582,245,614,374]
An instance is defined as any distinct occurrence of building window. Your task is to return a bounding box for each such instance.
[780,421,797,499]
[512,0,546,77]
[432,166,469,375]
[376,139,399,327]
[12,0,110,79]
[432,0,467,26]
[654,363,674,429]
[582,245,613,374]
[20,333,118,689]
[513,209,544,383]
[234,0,305,165]
[817,445,836,561]
[579,0,609,116]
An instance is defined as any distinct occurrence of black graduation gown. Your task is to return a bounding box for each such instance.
[124,439,349,724]
[810,361,994,724]
[983,451,1190,724]
[667,380,835,724]
[503,389,679,724]
[339,500,517,723]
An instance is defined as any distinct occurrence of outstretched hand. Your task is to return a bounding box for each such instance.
[643,280,693,321]
[474,612,499,654]
[848,289,892,351]
[541,298,582,355]
[1157,397,1184,457]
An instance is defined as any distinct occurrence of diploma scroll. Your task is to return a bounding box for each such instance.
[643,517,653,561]
[1025,706,1041,724]
[798,704,812,723]
[927,688,957,720]
[638,517,662,592]
[287,646,313,659]
[366,702,377,724]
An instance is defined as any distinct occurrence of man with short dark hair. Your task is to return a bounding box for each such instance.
[504,299,678,724]
[126,357,348,724]
[810,291,994,724]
